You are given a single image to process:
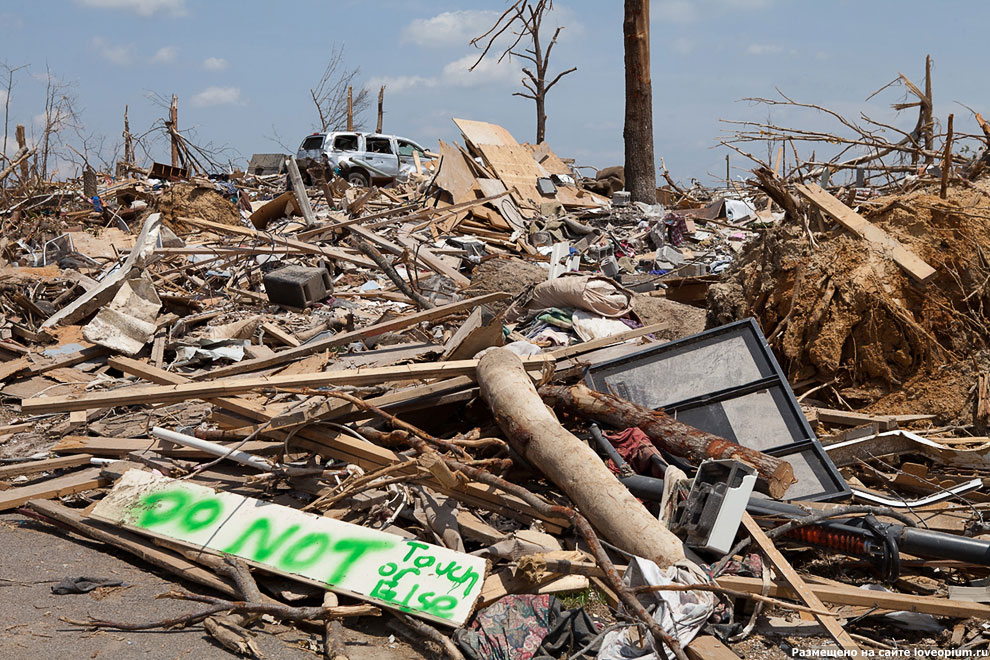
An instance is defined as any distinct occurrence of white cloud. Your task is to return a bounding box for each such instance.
[92,36,135,66]
[151,46,177,64]
[203,57,229,71]
[77,0,187,17]
[368,54,518,96]
[191,86,243,107]
[401,10,500,48]
[746,43,784,55]
[366,75,436,94]
[653,0,774,23]
[441,54,517,88]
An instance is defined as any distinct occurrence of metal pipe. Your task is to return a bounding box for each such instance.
[150,427,273,472]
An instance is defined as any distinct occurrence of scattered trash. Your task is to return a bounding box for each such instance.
[3,55,990,659]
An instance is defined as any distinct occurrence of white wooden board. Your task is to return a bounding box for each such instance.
[91,470,487,626]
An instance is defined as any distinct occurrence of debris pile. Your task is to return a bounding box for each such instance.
[6,62,990,660]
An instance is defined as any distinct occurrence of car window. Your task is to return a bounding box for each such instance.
[332,134,359,152]
[366,137,394,155]
[396,140,423,158]
[301,136,324,151]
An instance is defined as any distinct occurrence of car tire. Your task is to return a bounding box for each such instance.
[347,171,370,187]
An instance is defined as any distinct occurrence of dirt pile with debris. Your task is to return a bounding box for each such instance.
[153,182,240,232]
[709,184,990,422]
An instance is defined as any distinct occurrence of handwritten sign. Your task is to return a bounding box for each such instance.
[91,469,487,626]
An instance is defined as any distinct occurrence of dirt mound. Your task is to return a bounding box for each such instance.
[708,185,990,423]
[153,182,240,233]
[631,294,707,342]
[465,256,547,314]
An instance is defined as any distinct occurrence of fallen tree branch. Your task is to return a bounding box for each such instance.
[539,382,796,498]
[348,236,434,310]
[65,590,379,631]
[389,612,466,660]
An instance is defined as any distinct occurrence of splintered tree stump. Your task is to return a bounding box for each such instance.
[477,349,685,567]
[539,382,796,499]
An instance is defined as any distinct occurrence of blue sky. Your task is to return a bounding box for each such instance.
[0,0,985,184]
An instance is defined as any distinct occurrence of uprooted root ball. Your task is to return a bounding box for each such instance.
[707,184,990,422]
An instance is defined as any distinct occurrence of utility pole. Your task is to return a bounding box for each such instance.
[376,85,384,133]
[623,0,656,204]
[169,94,179,168]
[346,87,354,131]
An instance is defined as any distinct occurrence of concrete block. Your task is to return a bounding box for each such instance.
[263,266,332,308]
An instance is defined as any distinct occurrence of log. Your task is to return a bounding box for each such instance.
[538,383,796,499]
[477,349,685,568]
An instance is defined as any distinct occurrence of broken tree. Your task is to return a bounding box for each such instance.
[476,348,686,567]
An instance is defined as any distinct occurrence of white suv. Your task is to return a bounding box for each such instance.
[295,131,428,187]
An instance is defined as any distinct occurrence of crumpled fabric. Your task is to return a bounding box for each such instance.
[52,576,124,594]
[521,274,633,320]
[605,427,666,479]
[455,594,601,660]
[571,310,634,342]
[597,559,715,660]
[662,214,688,247]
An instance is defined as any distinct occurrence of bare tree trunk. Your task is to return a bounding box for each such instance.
[477,349,686,567]
[940,113,953,199]
[376,86,384,133]
[346,87,354,131]
[623,0,656,203]
[123,105,134,164]
[535,94,546,144]
[539,383,796,499]
[169,94,179,168]
[923,54,933,165]
[15,124,28,183]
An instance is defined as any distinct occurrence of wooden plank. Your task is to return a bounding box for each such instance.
[26,345,108,376]
[741,513,861,654]
[478,568,588,608]
[202,293,507,379]
[260,322,300,347]
[396,230,470,287]
[178,216,375,269]
[108,357,567,532]
[434,139,480,205]
[0,356,31,382]
[0,467,107,511]
[0,454,93,480]
[92,469,487,626]
[285,157,317,226]
[53,435,281,458]
[23,356,551,414]
[808,406,898,431]
[794,183,936,284]
[249,190,296,230]
[717,574,990,620]
[269,376,476,430]
[686,635,742,660]
[347,222,404,257]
